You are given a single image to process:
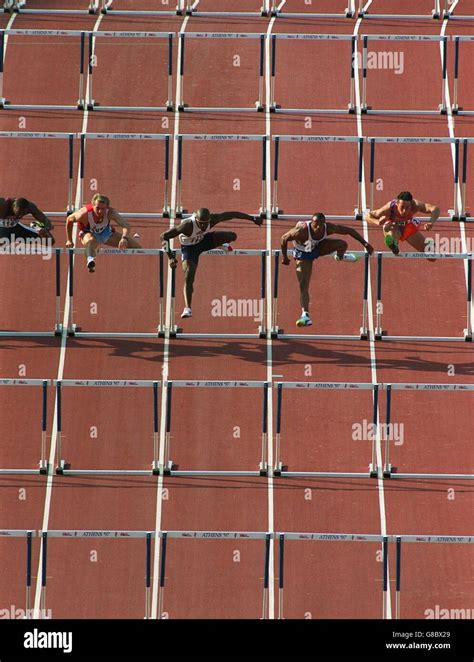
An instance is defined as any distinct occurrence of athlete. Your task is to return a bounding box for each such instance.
[0,197,55,244]
[65,194,141,272]
[281,212,373,327]
[160,207,263,318]
[366,191,439,260]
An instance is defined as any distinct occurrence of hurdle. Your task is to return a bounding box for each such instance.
[100,0,183,16]
[394,534,474,619]
[79,133,171,216]
[269,35,356,114]
[168,248,267,339]
[360,35,448,115]
[157,530,271,619]
[0,380,49,475]
[0,530,36,618]
[4,1,98,14]
[271,250,369,340]
[277,533,389,619]
[181,0,270,16]
[84,31,173,112]
[270,0,356,18]
[178,33,264,112]
[175,134,267,217]
[453,39,474,116]
[160,380,269,476]
[358,0,446,19]
[66,248,166,338]
[0,30,86,110]
[38,530,155,619]
[367,136,461,220]
[54,380,161,475]
[272,135,365,219]
[374,252,472,342]
[383,383,474,480]
[274,382,380,478]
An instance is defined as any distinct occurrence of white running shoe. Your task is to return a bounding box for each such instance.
[335,253,359,263]
[87,256,96,273]
[296,313,312,327]
[181,307,192,318]
[222,243,234,252]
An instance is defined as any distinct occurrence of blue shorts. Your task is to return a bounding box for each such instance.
[180,233,215,265]
[294,246,321,261]
[87,225,114,244]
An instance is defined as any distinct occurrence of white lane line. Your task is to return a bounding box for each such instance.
[32,12,105,619]
[353,0,392,620]
[150,3,196,621]
[440,1,472,328]
[264,0,285,621]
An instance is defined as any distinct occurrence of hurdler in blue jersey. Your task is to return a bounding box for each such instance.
[160,207,263,319]
[280,213,373,328]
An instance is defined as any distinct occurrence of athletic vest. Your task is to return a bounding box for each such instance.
[293,220,328,252]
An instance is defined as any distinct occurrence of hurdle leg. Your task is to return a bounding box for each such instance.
[369,385,379,478]
[25,531,32,618]
[259,383,269,476]
[256,34,264,111]
[278,534,284,619]
[77,32,85,108]
[395,537,401,619]
[0,30,5,107]
[272,251,280,337]
[40,532,48,618]
[464,259,472,341]
[158,252,165,337]
[152,382,160,474]
[374,253,385,339]
[272,136,280,217]
[349,36,356,113]
[87,32,95,110]
[55,382,66,474]
[67,249,77,336]
[258,250,266,338]
[383,385,392,477]
[261,533,271,619]
[169,266,178,336]
[382,536,388,619]
[162,382,173,475]
[145,533,152,619]
[40,380,48,474]
[157,532,167,618]
[274,384,283,475]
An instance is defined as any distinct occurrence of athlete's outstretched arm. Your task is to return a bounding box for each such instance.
[280,225,305,265]
[28,203,53,230]
[415,200,440,229]
[366,202,391,226]
[160,219,192,268]
[327,223,374,254]
[211,211,263,226]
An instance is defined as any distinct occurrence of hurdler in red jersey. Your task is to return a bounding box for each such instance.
[366,191,440,260]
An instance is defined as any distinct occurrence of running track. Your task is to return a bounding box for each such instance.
[0,0,473,625]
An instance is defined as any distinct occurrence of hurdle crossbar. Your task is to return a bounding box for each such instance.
[383,383,474,480]
[162,380,269,476]
[360,35,448,114]
[0,529,36,618]
[0,249,63,337]
[451,38,474,117]
[39,530,155,619]
[269,34,356,114]
[169,248,267,339]
[271,249,369,340]
[157,529,270,619]
[80,133,171,215]
[395,533,474,619]
[54,380,161,475]
[272,135,364,218]
[86,31,174,112]
[66,248,165,338]
[183,0,270,17]
[271,0,355,18]
[359,0,444,19]
[100,0,180,16]
[178,33,265,112]
[0,380,49,475]
[5,0,96,15]
[374,252,472,342]
[277,532,389,619]
[274,381,379,478]
[175,134,267,217]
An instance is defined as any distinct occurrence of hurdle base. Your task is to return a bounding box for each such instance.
[451,105,462,115]
[361,105,371,114]
[438,104,447,115]
[169,325,179,338]
[375,329,387,341]
[259,462,267,477]
[271,326,281,339]
[269,104,281,113]
[348,104,355,114]
[178,103,189,112]
[359,327,368,340]
[55,460,68,475]
[354,207,363,220]
[0,98,9,108]
[54,324,63,337]
[39,461,48,475]
[152,461,160,476]
[464,329,472,342]
[163,460,173,476]
[448,209,459,221]
[369,463,378,478]
[432,10,440,18]
[273,463,283,477]
[67,324,77,338]
[383,463,392,479]
[255,101,264,112]
[271,207,282,219]
[258,326,266,339]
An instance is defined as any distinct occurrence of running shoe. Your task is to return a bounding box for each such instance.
[384,234,400,255]
[181,307,192,318]
[334,253,359,262]
[222,243,234,252]
[296,313,312,327]
[87,257,96,273]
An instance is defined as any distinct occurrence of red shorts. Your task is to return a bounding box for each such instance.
[384,219,421,242]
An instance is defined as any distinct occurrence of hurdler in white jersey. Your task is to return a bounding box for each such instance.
[161,207,263,319]
[280,212,373,328]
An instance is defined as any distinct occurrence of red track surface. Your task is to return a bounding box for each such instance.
[0,0,473,627]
